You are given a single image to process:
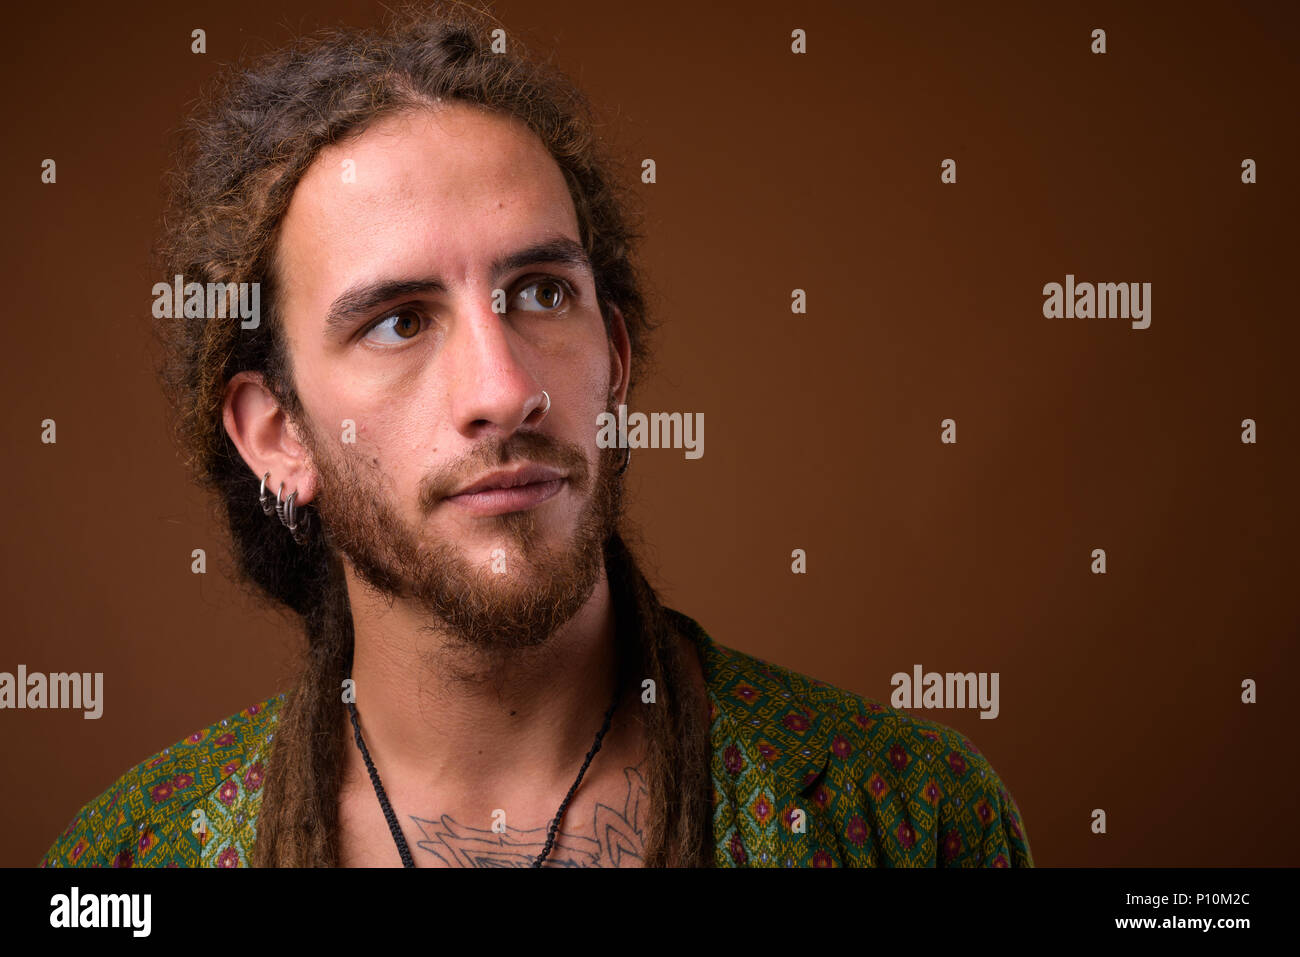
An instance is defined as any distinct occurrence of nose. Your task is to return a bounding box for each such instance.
[446,297,549,439]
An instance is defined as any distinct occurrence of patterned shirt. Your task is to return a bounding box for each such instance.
[40,611,1033,867]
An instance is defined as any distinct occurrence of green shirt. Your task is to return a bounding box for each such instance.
[40,611,1033,868]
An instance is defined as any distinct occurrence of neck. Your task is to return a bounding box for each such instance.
[340,561,634,804]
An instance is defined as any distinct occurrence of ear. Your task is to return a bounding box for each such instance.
[606,303,632,408]
[221,372,319,505]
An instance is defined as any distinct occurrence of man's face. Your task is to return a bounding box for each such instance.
[271,103,627,650]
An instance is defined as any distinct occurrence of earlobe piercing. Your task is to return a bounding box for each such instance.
[258,471,313,545]
[259,472,276,515]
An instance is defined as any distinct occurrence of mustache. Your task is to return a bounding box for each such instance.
[417,429,591,514]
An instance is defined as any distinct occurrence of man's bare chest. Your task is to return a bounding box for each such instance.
[337,760,650,868]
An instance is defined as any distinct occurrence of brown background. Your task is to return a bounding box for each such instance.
[2,0,1296,867]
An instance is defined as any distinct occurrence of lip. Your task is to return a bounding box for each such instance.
[444,465,567,516]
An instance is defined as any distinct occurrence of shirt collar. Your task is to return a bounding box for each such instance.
[674,610,838,859]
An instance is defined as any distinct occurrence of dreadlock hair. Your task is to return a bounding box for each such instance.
[151,0,712,867]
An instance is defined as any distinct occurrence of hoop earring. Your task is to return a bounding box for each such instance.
[617,444,631,476]
[258,472,276,515]
[276,486,312,545]
[258,474,312,545]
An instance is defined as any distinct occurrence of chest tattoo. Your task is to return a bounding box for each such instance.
[406,762,649,867]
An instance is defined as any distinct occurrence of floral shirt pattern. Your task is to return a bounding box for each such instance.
[40,611,1032,868]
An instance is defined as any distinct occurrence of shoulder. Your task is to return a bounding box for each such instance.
[39,694,285,868]
[676,612,1033,867]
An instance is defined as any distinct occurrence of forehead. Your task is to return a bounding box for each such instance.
[274,103,579,311]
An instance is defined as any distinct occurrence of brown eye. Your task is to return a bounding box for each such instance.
[391,309,421,338]
[518,279,568,312]
[365,307,424,343]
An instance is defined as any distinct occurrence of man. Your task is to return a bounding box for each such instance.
[40,3,1031,868]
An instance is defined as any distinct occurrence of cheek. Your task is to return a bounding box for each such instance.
[570,327,617,402]
[564,351,617,436]
[318,400,435,488]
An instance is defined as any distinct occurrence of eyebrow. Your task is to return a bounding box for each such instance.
[323,234,594,332]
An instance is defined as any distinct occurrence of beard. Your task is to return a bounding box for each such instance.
[294,404,625,654]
